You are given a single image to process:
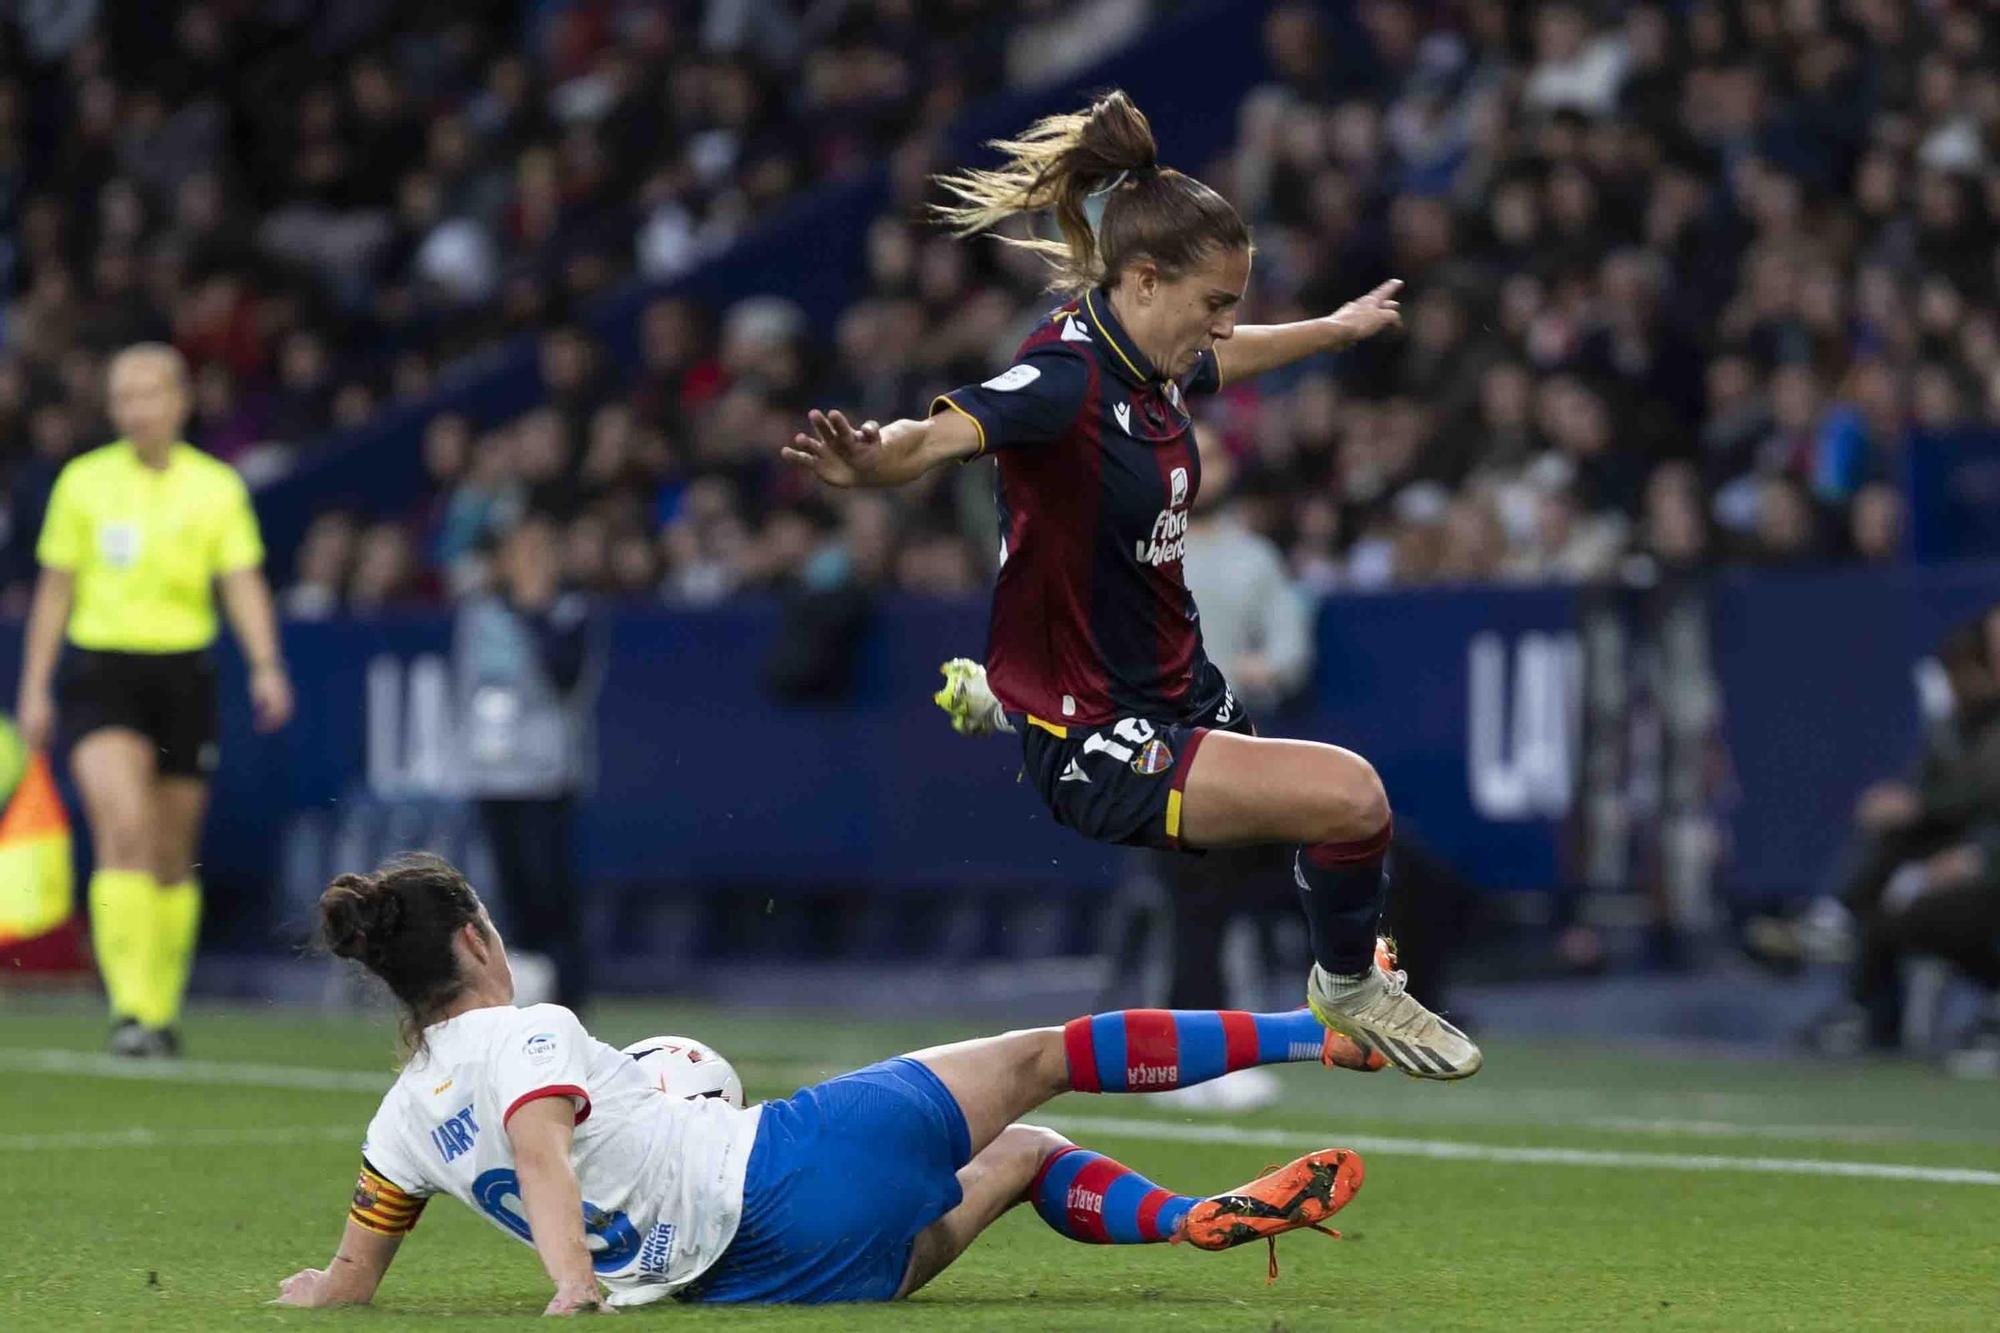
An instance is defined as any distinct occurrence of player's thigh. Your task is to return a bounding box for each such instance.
[1176,730,1388,849]
[150,776,210,883]
[897,1124,1071,1299]
[70,729,159,869]
[906,1029,1068,1160]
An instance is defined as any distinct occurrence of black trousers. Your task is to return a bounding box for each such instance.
[1159,846,1293,1010]
[1840,824,2000,1038]
[478,796,588,1014]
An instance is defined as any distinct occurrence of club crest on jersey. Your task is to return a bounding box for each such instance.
[1170,467,1189,507]
[1131,738,1174,775]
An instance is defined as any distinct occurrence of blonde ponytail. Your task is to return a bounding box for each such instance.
[932,90,1243,296]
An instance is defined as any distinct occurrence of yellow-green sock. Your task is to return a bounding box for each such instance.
[137,878,202,1031]
[89,869,158,1024]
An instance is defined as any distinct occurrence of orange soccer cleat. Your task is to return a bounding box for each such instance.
[1173,1148,1365,1282]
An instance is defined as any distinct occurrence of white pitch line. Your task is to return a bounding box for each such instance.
[6,1048,1997,1186]
[0,1047,390,1092]
[1041,1114,2000,1187]
[0,1125,354,1152]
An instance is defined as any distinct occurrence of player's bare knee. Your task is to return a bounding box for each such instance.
[1310,754,1389,844]
[1001,1026,1069,1096]
[999,1123,1072,1178]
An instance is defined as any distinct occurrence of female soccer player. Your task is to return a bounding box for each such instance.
[14,343,293,1057]
[276,853,1378,1311]
[783,91,1478,1079]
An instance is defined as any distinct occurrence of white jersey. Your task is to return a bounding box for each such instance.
[357,1004,761,1306]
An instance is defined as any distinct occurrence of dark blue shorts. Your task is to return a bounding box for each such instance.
[681,1057,973,1305]
[1019,673,1253,851]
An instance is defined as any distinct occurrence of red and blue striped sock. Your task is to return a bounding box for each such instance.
[1030,1145,1195,1244]
[1062,1008,1329,1092]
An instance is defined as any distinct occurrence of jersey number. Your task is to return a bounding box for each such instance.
[1081,717,1156,765]
[471,1168,640,1273]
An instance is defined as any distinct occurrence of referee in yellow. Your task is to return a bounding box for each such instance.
[14,344,293,1058]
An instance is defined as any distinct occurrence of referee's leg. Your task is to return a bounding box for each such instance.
[148,775,211,1042]
[71,730,162,1050]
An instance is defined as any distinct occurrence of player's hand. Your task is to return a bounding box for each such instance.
[274,1266,336,1307]
[1232,653,1278,695]
[15,687,54,752]
[1922,843,1984,888]
[783,409,883,488]
[1856,781,1919,831]
[1327,279,1403,347]
[251,663,294,733]
[545,1278,613,1315]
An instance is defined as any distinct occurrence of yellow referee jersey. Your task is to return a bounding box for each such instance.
[36,440,265,654]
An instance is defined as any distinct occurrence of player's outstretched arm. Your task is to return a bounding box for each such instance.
[274,1219,403,1308]
[1213,279,1403,385]
[508,1097,609,1316]
[783,406,982,489]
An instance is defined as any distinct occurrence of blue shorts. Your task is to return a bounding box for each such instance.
[681,1057,973,1304]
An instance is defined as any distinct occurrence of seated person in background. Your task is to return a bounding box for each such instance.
[1795,607,2000,1067]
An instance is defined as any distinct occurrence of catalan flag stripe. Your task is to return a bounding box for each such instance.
[349,1163,426,1235]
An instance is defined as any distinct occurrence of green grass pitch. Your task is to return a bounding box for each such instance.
[2,996,1998,1330]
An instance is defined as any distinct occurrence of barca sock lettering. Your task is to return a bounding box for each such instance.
[1031,1146,1194,1244]
[1062,1007,1331,1092]
[1294,820,1392,976]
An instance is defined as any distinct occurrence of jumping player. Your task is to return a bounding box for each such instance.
[275,854,1377,1311]
[783,91,1478,1079]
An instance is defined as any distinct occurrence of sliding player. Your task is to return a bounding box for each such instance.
[276,853,1378,1310]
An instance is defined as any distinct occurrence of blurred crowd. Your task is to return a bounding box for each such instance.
[0,0,1155,598]
[10,0,2000,615]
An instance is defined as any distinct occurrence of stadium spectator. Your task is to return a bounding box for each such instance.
[13,2,2000,611]
[1789,609,2000,1065]
[453,513,604,1015]
[0,1,1132,529]
[282,511,360,623]
[1146,457,1314,1112]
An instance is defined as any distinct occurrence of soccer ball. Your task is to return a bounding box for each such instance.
[622,1035,745,1108]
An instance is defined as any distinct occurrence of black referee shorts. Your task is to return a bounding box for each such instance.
[56,647,220,778]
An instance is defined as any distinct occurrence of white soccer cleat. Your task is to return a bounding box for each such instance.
[934,658,1014,736]
[1307,960,1482,1081]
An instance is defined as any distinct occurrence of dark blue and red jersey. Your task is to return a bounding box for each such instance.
[930,287,1227,729]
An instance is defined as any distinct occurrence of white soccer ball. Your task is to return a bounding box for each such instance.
[622,1034,745,1108]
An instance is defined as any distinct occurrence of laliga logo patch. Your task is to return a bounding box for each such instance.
[1169,466,1189,508]
[981,364,1041,392]
[1131,737,1174,776]
[524,1032,559,1064]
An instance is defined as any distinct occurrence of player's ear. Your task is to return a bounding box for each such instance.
[1134,259,1159,303]
[460,916,495,967]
